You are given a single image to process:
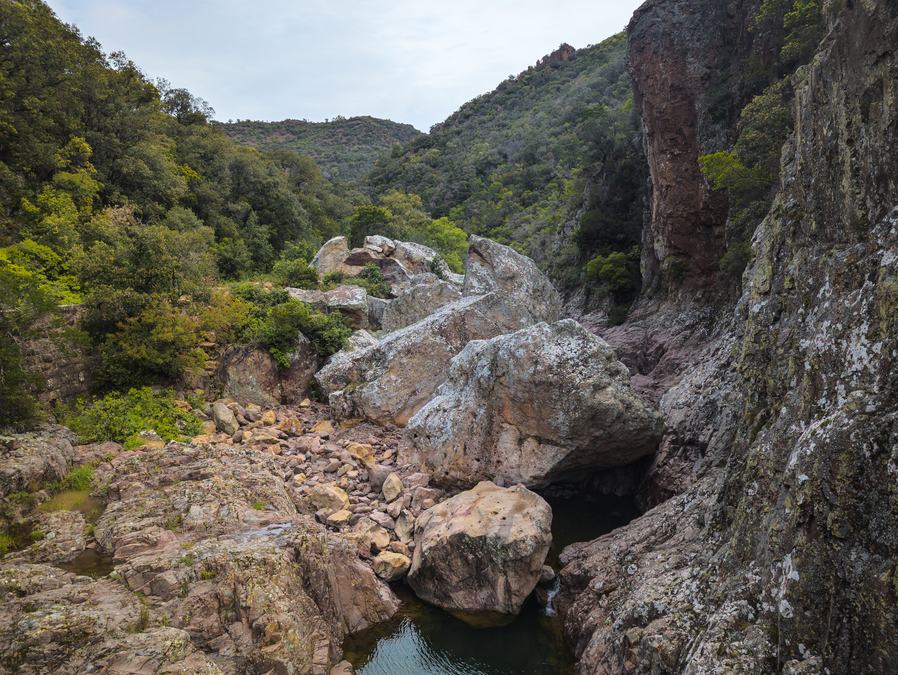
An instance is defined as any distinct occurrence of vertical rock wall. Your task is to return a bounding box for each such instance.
[562,2,898,673]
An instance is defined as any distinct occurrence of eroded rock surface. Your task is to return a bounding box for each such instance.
[217,341,318,407]
[408,320,662,488]
[316,236,562,427]
[381,275,462,333]
[0,428,75,499]
[407,481,552,621]
[316,293,541,426]
[560,3,898,674]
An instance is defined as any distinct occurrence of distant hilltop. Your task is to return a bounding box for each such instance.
[219,116,422,184]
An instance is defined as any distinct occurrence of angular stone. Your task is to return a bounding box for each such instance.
[382,473,403,502]
[373,551,411,582]
[307,484,350,512]
[211,402,239,435]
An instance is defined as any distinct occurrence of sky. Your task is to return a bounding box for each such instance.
[47,0,644,132]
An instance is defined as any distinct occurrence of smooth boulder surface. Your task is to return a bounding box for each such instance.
[464,235,562,323]
[407,320,663,488]
[407,481,552,621]
[381,276,462,333]
[316,293,539,426]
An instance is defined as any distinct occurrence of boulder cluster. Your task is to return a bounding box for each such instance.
[0,234,663,672]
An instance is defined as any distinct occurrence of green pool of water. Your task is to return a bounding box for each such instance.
[39,490,104,522]
[344,492,639,675]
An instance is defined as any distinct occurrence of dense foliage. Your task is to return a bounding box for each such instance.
[64,387,202,446]
[229,284,352,366]
[0,1,368,423]
[368,36,646,290]
[346,192,468,273]
[699,0,825,283]
[220,116,422,184]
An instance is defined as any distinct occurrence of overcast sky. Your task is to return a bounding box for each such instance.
[47,0,644,132]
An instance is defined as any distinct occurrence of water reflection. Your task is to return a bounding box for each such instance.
[345,493,640,675]
[344,586,573,675]
[59,548,114,578]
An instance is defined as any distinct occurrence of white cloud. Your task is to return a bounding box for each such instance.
[48,0,643,131]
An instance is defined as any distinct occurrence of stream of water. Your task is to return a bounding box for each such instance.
[344,493,639,675]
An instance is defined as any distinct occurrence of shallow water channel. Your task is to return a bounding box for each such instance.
[344,493,639,675]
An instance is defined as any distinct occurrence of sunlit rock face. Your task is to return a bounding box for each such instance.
[407,319,662,489]
[407,481,552,622]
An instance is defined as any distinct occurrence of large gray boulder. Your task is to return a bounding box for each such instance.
[381,276,462,333]
[407,481,552,622]
[464,235,562,322]
[406,320,663,488]
[315,236,563,427]
[316,293,535,426]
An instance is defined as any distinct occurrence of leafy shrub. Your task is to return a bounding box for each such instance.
[64,387,201,444]
[230,285,351,363]
[271,257,318,289]
[231,283,290,307]
[55,464,95,491]
[96,297,206,389]
[348,205,395,248]
[343,264,392,299]
[586,251,635,293]
[252,299,351,364]
[279,241,317,264]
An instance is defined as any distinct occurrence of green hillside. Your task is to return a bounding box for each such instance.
[220,116,422,184]
[368,35,646,291]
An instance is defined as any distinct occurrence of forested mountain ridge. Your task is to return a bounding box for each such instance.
[367,34,646,297]
[0,0,463,422]
[220,116,422,184]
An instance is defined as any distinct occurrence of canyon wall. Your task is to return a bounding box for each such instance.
[561,1,898,672]
[628,0,765,290]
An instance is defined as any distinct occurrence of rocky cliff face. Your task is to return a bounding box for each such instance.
[561,1,898,673]
[628,0,765,290]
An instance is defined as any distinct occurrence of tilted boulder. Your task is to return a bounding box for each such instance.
[381,275,462,333]
[287,285,371,329]
[316,293,543,426]
[463,234,562,323]
[310,236,350,276]
[316,236,562,426]
[407,320,663,488]
[407,481,552,622]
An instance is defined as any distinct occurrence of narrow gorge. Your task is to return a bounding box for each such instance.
[1,0,896,674]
